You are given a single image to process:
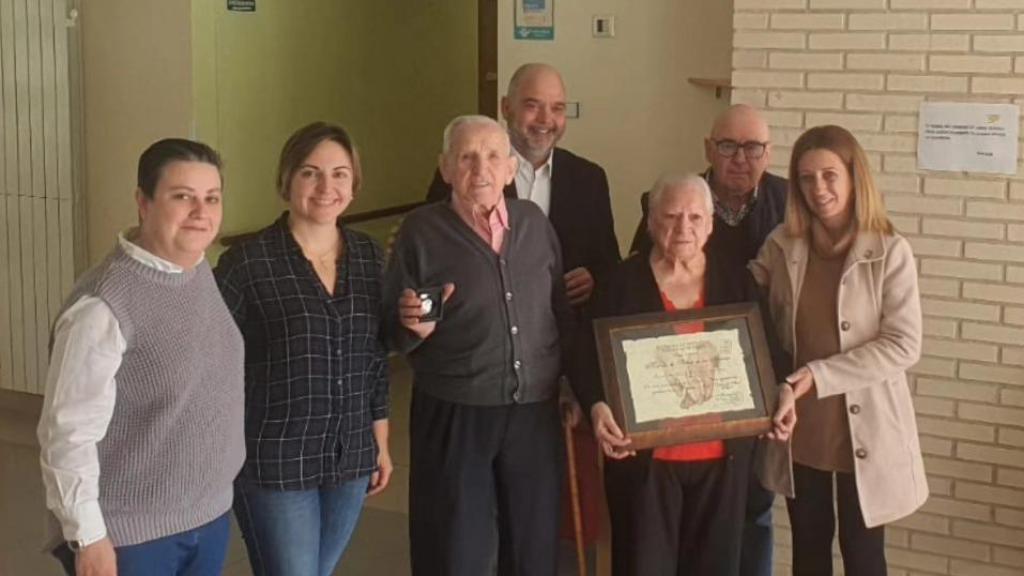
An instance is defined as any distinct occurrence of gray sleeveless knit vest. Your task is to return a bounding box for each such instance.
[56,244,245,546]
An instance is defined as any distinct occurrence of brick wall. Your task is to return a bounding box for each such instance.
[731,2,1024,574]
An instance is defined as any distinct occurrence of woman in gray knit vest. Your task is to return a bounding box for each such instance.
[38,138,245,575]
[215,122,392,576]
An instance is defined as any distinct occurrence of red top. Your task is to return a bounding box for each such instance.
[652,291,727,462]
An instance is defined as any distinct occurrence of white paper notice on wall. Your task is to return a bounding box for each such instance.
[918,102,1020,175]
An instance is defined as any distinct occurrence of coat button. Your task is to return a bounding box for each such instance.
[505,292,513,301]
[849,404,861,415]
[510,326,519,335]
[513,360,522,370]
[841,321,851,331]
[855,448,868,459]
[864,250,873,257]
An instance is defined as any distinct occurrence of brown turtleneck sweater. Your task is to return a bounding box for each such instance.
[792,235,855,473]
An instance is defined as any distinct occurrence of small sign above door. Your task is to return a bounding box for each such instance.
[227,0,255,13]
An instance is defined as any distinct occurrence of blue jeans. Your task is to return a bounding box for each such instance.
[54,513,230,576]
[234,477,371,576]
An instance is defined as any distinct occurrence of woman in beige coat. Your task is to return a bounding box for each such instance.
[751,125,928,576]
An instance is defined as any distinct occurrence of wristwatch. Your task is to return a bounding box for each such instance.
[67,539,88,553]
[67,535,103,553]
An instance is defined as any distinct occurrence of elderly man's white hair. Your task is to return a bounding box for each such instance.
[441,114,511,156]
[647,173,714,220]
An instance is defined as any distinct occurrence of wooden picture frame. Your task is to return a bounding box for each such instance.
[593,302,778,451]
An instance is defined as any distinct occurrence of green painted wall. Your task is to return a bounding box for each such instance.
[191,0,478,240]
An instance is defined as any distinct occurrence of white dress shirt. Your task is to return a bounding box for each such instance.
[513,147,554,216]
[37,232,190,546]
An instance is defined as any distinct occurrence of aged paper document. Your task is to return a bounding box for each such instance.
[623,329,754,423]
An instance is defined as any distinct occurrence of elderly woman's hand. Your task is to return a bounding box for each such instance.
[590,402,635,459]
[767,382,797,442]
[399,283,455,339]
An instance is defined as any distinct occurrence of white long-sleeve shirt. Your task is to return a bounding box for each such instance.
[513,147,554,217]
[37,233,192,546]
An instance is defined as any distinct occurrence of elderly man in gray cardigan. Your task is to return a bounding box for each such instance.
[384,115,572,576]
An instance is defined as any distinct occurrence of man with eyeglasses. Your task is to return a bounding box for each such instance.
[629,103,787,576]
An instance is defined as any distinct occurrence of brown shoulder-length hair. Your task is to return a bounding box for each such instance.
[276,121,362,200]
[785,124,893,237]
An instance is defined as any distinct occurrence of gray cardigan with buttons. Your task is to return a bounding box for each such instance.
[384,199,572,406]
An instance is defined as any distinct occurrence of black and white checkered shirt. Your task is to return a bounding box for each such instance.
[215,214,389,490]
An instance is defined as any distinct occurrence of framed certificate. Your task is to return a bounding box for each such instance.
[593,302,778,450]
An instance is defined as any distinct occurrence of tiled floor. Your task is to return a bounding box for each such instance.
[0,363,414,576]
[0,359,600,576]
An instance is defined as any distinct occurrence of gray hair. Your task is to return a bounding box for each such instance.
[647,173,713,233]
[441,115,510,156]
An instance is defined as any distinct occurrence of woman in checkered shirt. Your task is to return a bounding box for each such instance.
[215,122,392,576]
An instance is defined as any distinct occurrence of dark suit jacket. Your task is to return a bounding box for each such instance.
[628,171,788,265]
[426,147,621,289]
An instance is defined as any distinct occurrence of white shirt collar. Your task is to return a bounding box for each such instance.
[118,229,203,273]
[512,147,554,182]
[511,147,554,216]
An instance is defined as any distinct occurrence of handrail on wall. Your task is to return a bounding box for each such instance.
[219,200,426,247]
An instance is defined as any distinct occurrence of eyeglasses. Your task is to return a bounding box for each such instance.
[712,139,769,160]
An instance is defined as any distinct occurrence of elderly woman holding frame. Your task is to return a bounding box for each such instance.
[572,173,792,576]
[754,125,927,576]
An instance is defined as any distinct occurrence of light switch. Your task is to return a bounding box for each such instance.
[593,15,615,38]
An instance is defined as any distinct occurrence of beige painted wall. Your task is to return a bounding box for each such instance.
[498,0,734,253]
[80,1,193,264]
[192,0,478,240]
[80,1,477,263]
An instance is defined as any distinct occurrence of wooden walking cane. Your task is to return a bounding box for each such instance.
[564,421,587,576]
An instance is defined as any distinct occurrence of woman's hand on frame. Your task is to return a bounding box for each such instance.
[785,366,816,399]
[767,382,797,442]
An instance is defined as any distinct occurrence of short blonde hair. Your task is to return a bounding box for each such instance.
[785,125,893,237]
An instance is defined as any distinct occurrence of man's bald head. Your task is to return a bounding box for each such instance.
[710,104,770,142]
[501,63,568,168]
[704,105,772,201]
[506,63,565,102]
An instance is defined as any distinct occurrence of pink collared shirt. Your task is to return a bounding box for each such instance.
[451,195,510,254]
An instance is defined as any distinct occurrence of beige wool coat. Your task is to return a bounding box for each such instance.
[750,225,929,528]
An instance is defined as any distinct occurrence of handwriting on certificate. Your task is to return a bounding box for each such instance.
[622,329,754,423]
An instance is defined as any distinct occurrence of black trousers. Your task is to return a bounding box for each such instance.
[787,463,887,576]
[604,441,752,576]
[408,390,562,576]
[604,452,649,576]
